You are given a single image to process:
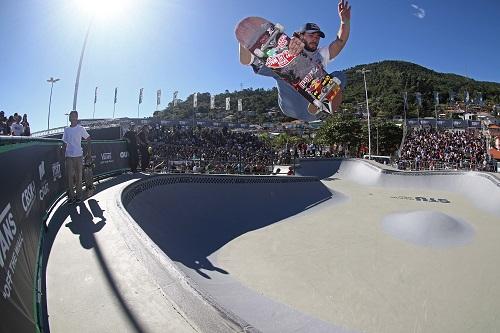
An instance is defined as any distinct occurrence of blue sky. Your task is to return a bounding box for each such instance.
[1,0,499,132]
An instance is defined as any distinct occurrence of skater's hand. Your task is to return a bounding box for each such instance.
[289,35,305,56]
[338,0,351,22]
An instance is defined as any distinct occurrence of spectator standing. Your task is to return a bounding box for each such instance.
[123,123,139,172]
[21,114,30,136]
[62,111,91,204]
[0,111,9,135]
[10,116,24,136]
[137,125,150,172]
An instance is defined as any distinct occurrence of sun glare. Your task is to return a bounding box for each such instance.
[76,0,134,19]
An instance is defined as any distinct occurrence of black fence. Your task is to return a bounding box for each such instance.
[0,137,129,332]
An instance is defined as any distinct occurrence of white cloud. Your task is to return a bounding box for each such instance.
[411,4,426,19]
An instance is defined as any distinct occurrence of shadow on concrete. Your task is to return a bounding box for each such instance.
[126,177,332,279]
[65,200,106,249]
[40,173,147,333]
[295,159,342,179]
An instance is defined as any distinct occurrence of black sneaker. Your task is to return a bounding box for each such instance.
[75,198,82,204]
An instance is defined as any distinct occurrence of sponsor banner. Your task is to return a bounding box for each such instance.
[0,139,128,332]
[437,119,452,128]
[419,119,436,127]
[406,119,481,129]
[407,119,420,127]
[155,120,250,129]
[0,142,65,332]
[90,141,129,176]
[452,119,467,128]
[469,120,481,128]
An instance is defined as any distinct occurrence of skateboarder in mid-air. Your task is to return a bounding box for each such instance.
[238,0,351,121]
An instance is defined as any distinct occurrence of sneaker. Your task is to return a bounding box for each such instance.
[75,198,82,204]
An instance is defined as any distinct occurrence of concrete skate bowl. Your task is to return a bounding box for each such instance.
[119,162,500,333]
[121,174,345,332]
[296,158,500,216]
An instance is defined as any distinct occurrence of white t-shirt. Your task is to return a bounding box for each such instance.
[62,125,90,157]
[10,123,24,136]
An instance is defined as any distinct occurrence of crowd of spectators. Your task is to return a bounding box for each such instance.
[0,111,31,136]
[398,128,490,170]
[145,125,276,174]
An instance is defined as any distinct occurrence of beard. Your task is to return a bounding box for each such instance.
[304,42,318,52]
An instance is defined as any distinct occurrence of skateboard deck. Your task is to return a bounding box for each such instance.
[235,16,342,114]
[83,158,95,192]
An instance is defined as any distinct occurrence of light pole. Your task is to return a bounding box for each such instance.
[72,16,95,112]
[357,68,372,159]
[47,77,60,130]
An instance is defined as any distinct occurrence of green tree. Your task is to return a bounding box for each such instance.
[361,120,403,156]
[317,112,362,155]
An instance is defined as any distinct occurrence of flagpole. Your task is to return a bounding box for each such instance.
[434,92,439,131]
[73,16,94,112]
[113,87,117,119]
[93,86,97,119]
[138,88,143,118]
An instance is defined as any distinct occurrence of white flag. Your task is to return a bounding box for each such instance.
[415,92,422,107]
[225,97,230,111]
[210,95,215,109]
[434,91,439,105]
[193,93,198,108]
[139,88,144,104]
[238,99,242,112]
[173,91,179,107]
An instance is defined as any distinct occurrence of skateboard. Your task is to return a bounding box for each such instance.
[235,16,342,114]
[83,156,95,192]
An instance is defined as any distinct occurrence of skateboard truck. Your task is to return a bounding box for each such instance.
[254,23,284,57]
[312,76,342,114]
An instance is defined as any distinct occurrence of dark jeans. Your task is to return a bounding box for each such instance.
[139,145,149,171]
[128,145,139,172]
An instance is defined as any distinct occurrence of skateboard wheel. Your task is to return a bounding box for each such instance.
[254,48,265,57]
[275,23,284,32]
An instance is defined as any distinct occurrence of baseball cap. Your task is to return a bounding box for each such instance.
[299,23,325,38]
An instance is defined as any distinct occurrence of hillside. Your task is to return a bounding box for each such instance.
[156,60,500,123]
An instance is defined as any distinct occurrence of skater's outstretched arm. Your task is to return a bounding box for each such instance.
[328,0,351,60]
